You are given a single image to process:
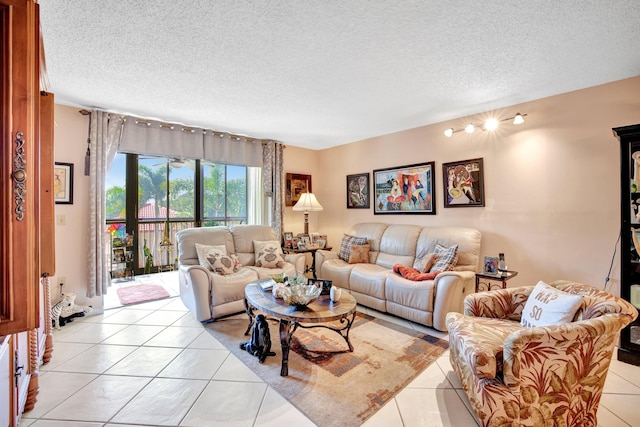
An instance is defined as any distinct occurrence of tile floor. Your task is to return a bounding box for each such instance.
[19,273,640,426]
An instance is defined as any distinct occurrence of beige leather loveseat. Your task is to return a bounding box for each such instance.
[177,225,305,322]
[316,223,481,331]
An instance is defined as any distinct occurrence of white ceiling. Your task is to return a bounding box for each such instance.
[39,1,640,150]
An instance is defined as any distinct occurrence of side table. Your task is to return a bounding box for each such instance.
[475,270,518,292]
[282,246,332,279]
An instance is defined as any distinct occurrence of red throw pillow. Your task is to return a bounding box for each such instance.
[393,264,440,281]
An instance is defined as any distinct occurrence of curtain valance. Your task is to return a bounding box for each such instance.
[118,115,263,167]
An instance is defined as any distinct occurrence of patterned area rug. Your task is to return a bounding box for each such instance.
[206,312,448,427]
[116,283,170,305]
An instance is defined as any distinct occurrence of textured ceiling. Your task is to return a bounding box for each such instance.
[39,1,640,150]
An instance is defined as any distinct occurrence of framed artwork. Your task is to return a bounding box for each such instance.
[54,162,74,204]
[283,231,294,242]
[346,172,370,209]
[286,173,312,206]
[373,162,436,214]
[483,256,499,274]
[442,158,485,208]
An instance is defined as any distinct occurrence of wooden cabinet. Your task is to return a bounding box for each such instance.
[0,1,55,425]
[614,123,640,366]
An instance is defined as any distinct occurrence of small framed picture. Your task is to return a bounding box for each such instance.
[322,279,333,295]
[283,231,294,242]
[297,241,307,250]
[298,234,311,247]
[316,238,326,249]
[54,162,74,204]
[347,172,370,209]
[483,256,499,274]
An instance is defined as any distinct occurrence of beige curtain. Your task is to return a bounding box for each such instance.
[87,111,122,297]
[262,141,285,239]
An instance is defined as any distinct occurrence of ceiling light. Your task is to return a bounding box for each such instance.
[443,112,527,137]
[484,118,498,131]
[513,113,525,125]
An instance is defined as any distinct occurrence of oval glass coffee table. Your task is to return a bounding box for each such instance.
[244,282,357,376]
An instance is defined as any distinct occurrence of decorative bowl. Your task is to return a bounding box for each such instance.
[281,283,322,310]
[270,272,288,283]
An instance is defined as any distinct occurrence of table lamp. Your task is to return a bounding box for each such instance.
[293,189,323,235]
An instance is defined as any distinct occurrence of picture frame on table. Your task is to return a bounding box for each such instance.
[54,162,74,204]
[346,172,370,209]
[286,173,312,206]
[442,158,485,208]
[297,241,307,250]
[483,256,499,274]
[283,231,294,242]
[373,162,435,214]
[316,238,326,249]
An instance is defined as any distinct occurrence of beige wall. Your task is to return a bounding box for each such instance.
[53,76,640,307]
[52,105,100,308]
[308,76,640,295]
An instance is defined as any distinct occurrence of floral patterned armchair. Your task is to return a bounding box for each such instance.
[446,280,638,427]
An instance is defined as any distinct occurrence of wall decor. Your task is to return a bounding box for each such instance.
[373,162,435,214]
[54,162,74,204]
[442,158,485,208]
[346,172,370,209]
[286,173,312,206]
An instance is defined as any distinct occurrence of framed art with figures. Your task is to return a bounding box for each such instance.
[443,158,485,208]
[346,172,370,209]
[373,162,435,214]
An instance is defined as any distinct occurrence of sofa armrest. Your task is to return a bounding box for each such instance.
[463,286,534,320]
[502,314,630,393]
[315,249,338,275]
[178,264,212,322]
[431,271,474,331]
[284,253,306,273]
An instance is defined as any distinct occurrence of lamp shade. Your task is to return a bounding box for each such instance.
[292,193,323,212]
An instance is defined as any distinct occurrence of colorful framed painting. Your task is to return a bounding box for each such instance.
[373,162,435,214]
[442,158,485,208]
[54,162,74,204]
[285,173,311,206]
[346,172,370,209]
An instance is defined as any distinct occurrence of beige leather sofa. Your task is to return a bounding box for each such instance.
[177,225,305,322]
[316,223,481,331]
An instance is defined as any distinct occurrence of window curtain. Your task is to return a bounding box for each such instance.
[203,132,262,167]
[87,111,123,297]
[262,141,285,239]
[119,117,205,159]
[247,167,268,225]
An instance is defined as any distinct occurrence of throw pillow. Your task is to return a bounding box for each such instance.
[339,234,368,262]
[521,281,584,328]
[254,240,286,268]
[429,244,459,273]
[348,244,370,264]
[413,253,436,273]
[393,264,440,281]
[195,243,227,270]
[207,253,240,276]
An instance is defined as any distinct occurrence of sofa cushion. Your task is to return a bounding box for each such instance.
[339,234,368,262]
[430,244,458,272]
[195,243,227,270]
[521,281,584,328]
[413,253,436,272]
[253,240,286,268]
[348,244,370,264]
[207,253,241,275]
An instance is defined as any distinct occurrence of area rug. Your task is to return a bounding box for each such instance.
[116,283,170,305]
[206,312,448,427]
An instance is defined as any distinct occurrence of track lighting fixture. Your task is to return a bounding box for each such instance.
[444,113,527,137]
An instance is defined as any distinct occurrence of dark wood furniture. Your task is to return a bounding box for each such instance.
[614,123,640,366]
[282,246,332,279]
[475,270,519,293]
[244,282,356,376]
